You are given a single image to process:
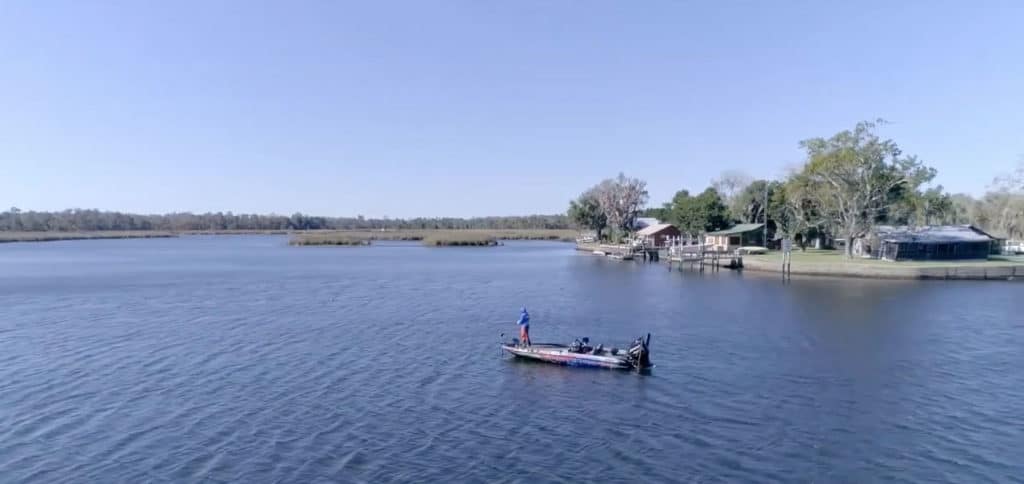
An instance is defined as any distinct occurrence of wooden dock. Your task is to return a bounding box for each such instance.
[575,242,661,262]
[665,245,743,272]
[666,252,743,272]
[573,239,741,266]
[575,241,745,270]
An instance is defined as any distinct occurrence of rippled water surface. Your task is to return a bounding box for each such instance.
[1,236,1022,483]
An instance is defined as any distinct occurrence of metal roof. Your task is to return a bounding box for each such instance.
[706,223,764,236]
[634,217,661,229]
[636,223,677,236]
[873,225,992,243]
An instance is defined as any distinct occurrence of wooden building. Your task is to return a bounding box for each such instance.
[635,223,680,248]
[852,225,993,261]
[704,223,764,253]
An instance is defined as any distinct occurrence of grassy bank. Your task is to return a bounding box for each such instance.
[743,250,1024,280]
[288,233,372,246]
[0,231,178,243]
[483,229,576,242]
[421,232,497,247]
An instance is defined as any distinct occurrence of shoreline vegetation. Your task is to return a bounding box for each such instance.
[0,209,570,233]
[287,233,372,246]
[421,232,497,247]
[0,231,179,243]
[288,229,576,247]
[0,229,578,246]
[0,230,300,243]
[0,209,577,246]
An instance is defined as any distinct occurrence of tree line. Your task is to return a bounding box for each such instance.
[569,120,1024,257]
[0,209,571,232]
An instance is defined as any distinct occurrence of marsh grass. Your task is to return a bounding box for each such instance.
[0,231,177,243]
[289,229,576,247]
[288,233,372,246]
[421,232,498,247]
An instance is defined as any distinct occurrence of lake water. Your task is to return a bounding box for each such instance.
[1,236,1021,483]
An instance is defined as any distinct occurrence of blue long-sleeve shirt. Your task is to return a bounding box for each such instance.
[517,312,530,326]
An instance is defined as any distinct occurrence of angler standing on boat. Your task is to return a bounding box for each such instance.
[516,307,531,347]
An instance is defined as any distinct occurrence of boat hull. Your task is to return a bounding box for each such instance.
[501,344,636,370]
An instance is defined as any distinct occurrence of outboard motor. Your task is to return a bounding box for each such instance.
[627,334,652,370]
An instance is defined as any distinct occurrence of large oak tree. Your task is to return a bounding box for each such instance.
[795,120,935,258]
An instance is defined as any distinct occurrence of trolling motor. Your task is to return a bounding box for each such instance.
[501,332,522,349]
[627,333,652,371]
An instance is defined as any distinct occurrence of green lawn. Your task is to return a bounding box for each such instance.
[745,249,1024,268]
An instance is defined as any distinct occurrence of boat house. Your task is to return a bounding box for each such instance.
[635,223,680,248]
[852,225,994,261]
[705,223,764,253]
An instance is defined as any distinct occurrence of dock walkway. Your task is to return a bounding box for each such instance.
[575,241,745,268]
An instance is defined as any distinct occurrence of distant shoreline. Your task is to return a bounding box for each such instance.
[0,230,301,243]
[0,231,179,244]
[289,229,576,247]
[0,229,578,245]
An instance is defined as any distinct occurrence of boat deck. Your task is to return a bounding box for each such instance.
[502,343,637,369]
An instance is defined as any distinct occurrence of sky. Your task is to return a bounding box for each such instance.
[1,1,1022,218]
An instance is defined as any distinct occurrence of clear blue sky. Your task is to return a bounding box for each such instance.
[2,1,1022,218]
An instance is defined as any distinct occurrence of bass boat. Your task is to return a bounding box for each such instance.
[501,334,652,371]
